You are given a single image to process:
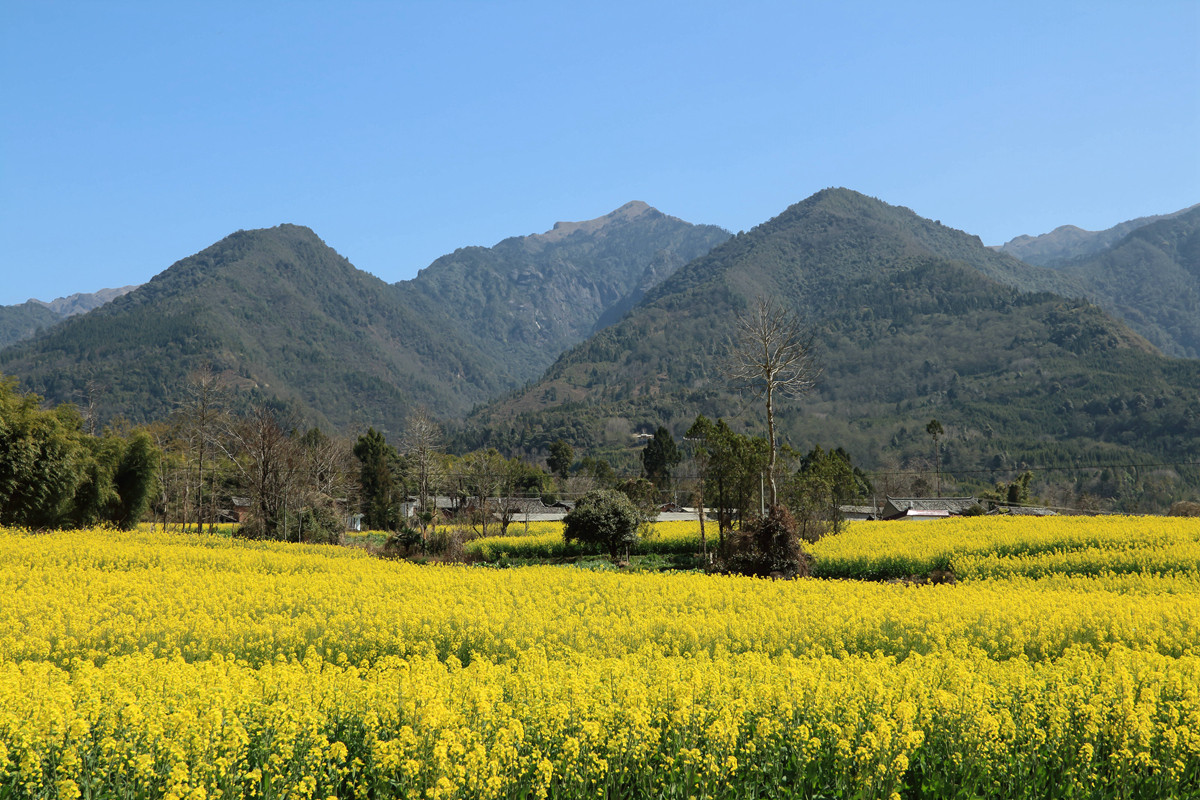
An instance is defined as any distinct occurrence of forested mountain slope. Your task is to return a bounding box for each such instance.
[394,201,729,383]
[0,302,62,350]
[0,206,727,433]
[1042,207,1200,358]
[997,204,1198,267]
[0,286,138,349]
[0,225,498,432]
[466,189,1200,505]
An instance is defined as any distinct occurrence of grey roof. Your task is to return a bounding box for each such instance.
[990,506,1058,517]
[882,497,978,519]
[839,505,879,516]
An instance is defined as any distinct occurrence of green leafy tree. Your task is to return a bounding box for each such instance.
[576,456,616,488]
[784,446,872,542]
[111,431,160,529]
[353,428,403,531]
[563,489,641,559]
[547,439,573,480]
[641,425,681,492]
[0,376,84,528]
[702,419,770,534]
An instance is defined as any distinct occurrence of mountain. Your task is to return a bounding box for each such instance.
[0,302,62,350]
[33,285,141,317]
[465,189,1200,505]
[0,225,503,430]
[0,286,138,349]
[0,206,727,433]
[1030,207,1200,359]
[997,204,1198,267]
[395,201,729,384]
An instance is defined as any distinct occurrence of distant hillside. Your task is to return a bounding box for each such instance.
[1049,207,1200,358]
[33,285,140,317]
[0,301,62,350]
[466,189,1200,506]
[997,204,1198,267]
[395,201,729,384]
[0,206,727,432]
[0,225,499,431]
[0,285,138,349]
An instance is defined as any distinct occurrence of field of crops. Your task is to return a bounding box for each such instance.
[3,518,1199,798]
[464,519,704,561]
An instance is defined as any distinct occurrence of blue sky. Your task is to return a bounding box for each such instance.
[2,1,1197,305]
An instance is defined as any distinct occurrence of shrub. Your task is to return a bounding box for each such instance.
[717,505,811,578]
[564,489,641,559]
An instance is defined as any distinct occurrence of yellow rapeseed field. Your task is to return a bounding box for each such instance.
[2,521,1199,798]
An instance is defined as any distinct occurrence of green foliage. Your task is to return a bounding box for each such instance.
[575,456,617,488]
[547,439,573,480]
[640,425,681,490]
[468,190,1200,510]
[563,489,641,559]
[783,446,871,543]
[111,431,159,529]
[0,374,161,529]
[692,418,770,531]
[353,428,403,531]
[983,470,1035,506]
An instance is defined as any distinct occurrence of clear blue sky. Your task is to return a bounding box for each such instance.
[2,1,1197,305]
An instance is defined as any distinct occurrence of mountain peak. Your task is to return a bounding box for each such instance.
[535,201,658,243]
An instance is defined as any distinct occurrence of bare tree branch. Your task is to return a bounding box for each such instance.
[726,296,820,508]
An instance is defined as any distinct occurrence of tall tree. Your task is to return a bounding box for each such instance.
[547,439,574,481]
[111,431,160,530]
[222,405,304,541]
[727,296,818,508]
[401,409,443,539]
[641,425,681,492]
[353,428,402,531]
[685,415,715,559]
[926,419,944,497]
[179,366,228,532]
[460,448,505,538]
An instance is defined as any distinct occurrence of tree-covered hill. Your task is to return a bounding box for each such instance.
[0,206,727,434]
[393,201,729,384]
[1038,207,1200,358]
[997,204,1198,267]
[0,286,138,349]
[465,189,1200,507]
[0,225,499,432]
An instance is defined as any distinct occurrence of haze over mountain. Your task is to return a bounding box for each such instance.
[0,286,138,349]
[997,204,1198,267]
[0,206,727,433]
[466,189,1200,504]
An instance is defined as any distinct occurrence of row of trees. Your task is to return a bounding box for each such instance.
[0,375,157,530]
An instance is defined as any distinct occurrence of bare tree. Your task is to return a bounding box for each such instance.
[220,405,304,540]
[179,366,229,532]
[460,449,504,538]
[727,296,819,508]
[401,409,443,539]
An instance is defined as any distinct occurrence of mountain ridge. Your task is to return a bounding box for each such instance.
[464,189,1199,506]
[997,203,1199,266]
[0,208,728,432]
